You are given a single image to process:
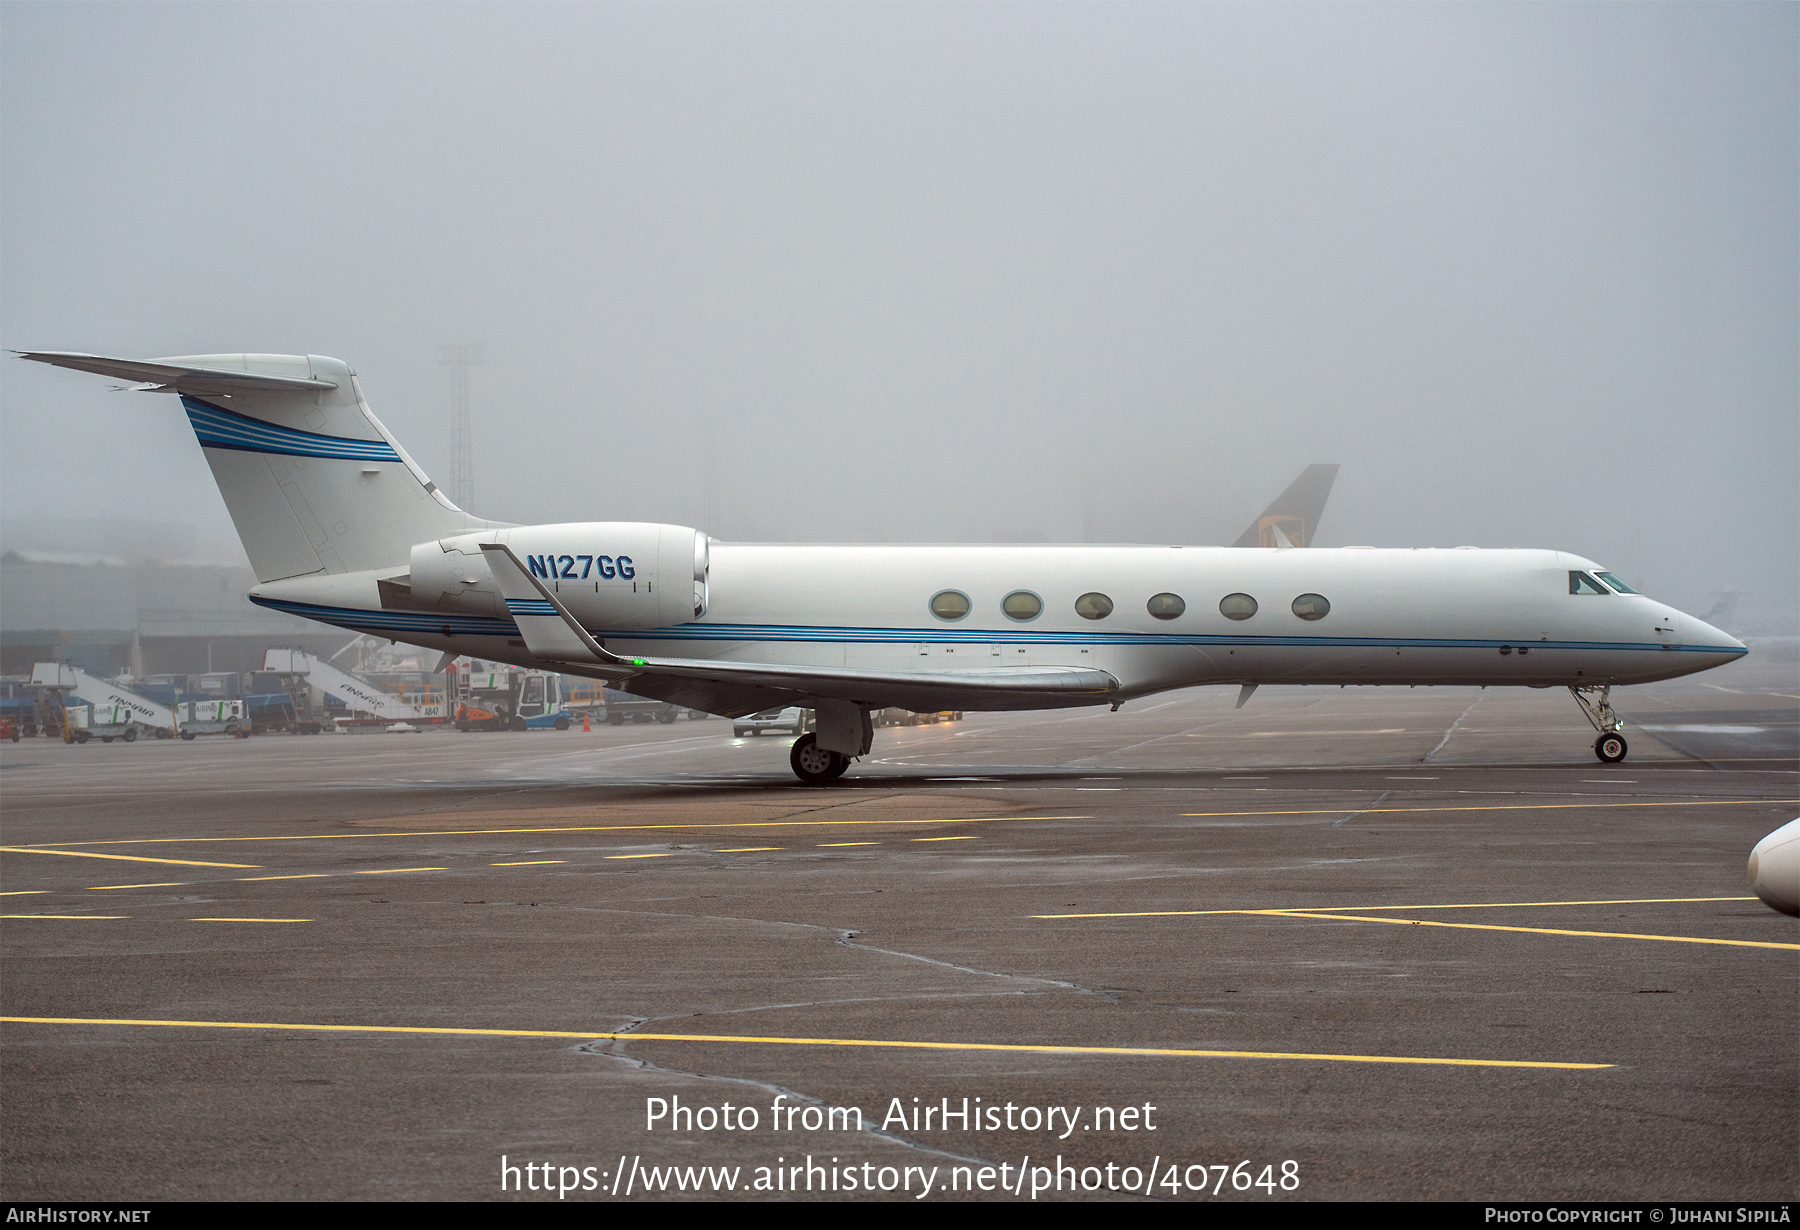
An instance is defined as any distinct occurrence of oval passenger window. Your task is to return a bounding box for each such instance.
[1219,593,1258,621]
[1291,593,1330,620]
[1073,592,1114,620]
[1002,591,1042,621]
[930,590,971,621]
[1146,593,1185,620]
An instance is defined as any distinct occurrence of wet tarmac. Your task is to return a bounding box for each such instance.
[3,653,1794,1201]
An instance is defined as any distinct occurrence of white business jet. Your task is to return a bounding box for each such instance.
[21,351,1747,783]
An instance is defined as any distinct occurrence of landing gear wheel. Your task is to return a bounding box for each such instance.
[789,732,849,784]
[1594,732,1628,763]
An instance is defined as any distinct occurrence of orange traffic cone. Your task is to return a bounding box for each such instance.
[582,710,591,733]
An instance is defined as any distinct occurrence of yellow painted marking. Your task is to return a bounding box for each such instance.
[0,1016,1611,1070]
[189,918,311,923]
[0,891,48,896]
[1039,896,1761,919]
[1263,910,1800,951]
[1179,800,1799,820]
[716,847,782,852]
[913,836,980,842]
[239,874,329,882]
[18,817,1089,848]
[2,915,127,920]
[354,867,447,875]
[818,842,879,847]
[492,861,565,866]
[0,847,259,869]
[604,854,672,860]
[88,883,185,891]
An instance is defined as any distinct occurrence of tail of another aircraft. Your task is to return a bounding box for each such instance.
[1231,463,1339,548]
[18,351,500,582]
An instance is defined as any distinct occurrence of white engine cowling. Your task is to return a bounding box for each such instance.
[409,522,708,629]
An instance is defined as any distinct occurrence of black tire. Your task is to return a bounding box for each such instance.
[179,730,196,741]
[101,736,114,743]
[656,710,676,725]
[9,729,19,743]
[734,728,749,737]
[154,728,171,739]
[688,710,708,720]
[553,715,570,731]
[789,732,849,784]
[1594,732,1628,763]
[510,715,528,732]
[123,727,138,743]
[75,730,91,744]
[607,712,625,726]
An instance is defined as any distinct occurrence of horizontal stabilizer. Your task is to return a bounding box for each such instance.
[15,351,338,393]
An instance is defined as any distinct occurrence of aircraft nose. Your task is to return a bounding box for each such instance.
[1749,819,1800,917]
[1690,617,1748,655]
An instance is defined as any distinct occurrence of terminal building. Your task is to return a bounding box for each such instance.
[0,517,343,678]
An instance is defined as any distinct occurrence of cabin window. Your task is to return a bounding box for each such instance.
[1596,572,1638,594]
[1219,593,1258,621]
[930,590,972,621]
[1146,593,1185,620]
[1074,592,1114,620]
[1002,591,1043,621]
[1569,572,1610,596]
[1291,593,1330,621]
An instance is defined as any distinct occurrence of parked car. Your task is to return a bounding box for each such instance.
[732,707,812,737]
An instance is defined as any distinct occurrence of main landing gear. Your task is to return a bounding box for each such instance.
[789,732,850,784]
[1569,685,1628,763]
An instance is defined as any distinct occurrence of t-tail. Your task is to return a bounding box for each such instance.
[16,351,501,581]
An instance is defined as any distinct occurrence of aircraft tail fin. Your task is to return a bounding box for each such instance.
[18,351,501,583]
[1231,463,1339,548]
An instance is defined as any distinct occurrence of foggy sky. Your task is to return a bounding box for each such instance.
[3,3,1794,627]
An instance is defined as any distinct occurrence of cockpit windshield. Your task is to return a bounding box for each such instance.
[1569,571,1610,596]
[1595,572,1638,594]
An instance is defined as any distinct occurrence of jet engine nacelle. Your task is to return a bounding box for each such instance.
[1748,818,1800,917]
[410,522,709,629]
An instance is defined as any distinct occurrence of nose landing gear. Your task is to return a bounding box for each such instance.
[1594,731,1629,763]
[1570,685,1628,763]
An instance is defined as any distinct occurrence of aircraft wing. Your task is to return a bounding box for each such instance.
[478,543,1120,717]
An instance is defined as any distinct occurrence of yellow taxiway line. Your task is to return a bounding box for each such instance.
[1038,896,1761,919]
[1260,910,1800,951]
[1179,799,1798,820]
[6,817,1089,848]
[0,847,260,868]
[0,1016,1611,1070]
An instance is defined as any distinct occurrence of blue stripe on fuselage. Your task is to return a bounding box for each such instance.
[247,597,1743,656]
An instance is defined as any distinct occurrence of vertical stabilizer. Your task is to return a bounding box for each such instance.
[1231,463,1339,548]
[18,351,504,582]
